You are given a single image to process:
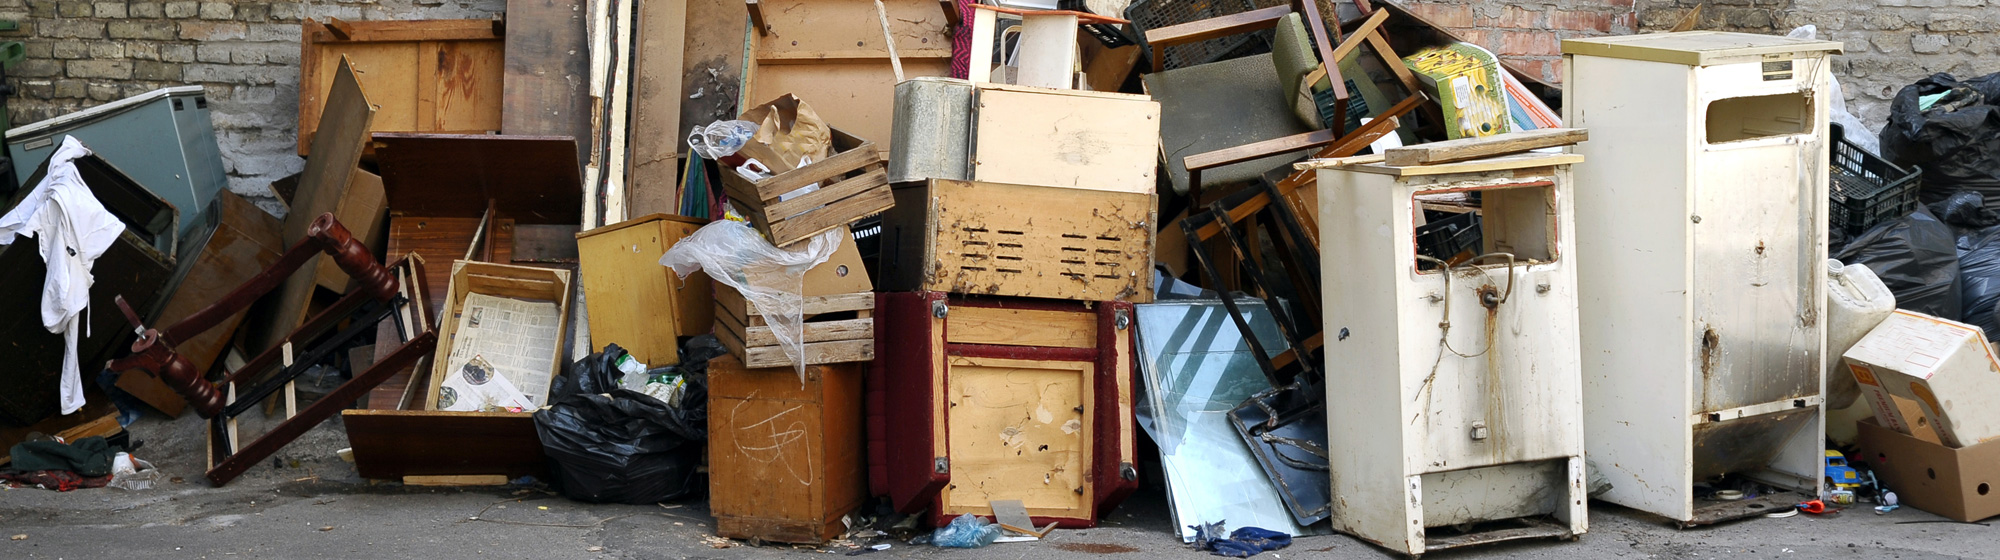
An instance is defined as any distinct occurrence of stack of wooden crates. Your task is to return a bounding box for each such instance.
[870,14,1162,526]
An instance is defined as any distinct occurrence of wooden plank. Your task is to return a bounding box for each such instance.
[760,168,889,223]
[601,0,637,223]
[303,19,503,42]
[1142,4,1288,71]
[751,0,950,61]
[314,167,387,293]
[405,474,510,486]
[725,316,875,347]
[1382,128,1588,167]
[1347,152,1584,177]
[341,409,546,479]
[260,58,375,352]
[721,289,876,319]
[627,0,690,217]
[430,40,507,133]
[757,49,952,63]
[938,356,1092,519]
[946,306,1096,348]
[1185,128,1339,172]
[680,0,746,130]
[767,184,893,247]
[503,0,593,170]
[743,144,882,202]
[970,86,1160,195]
[0,411,119,467]
[374,134,584,224]
[740,338,874,368]
[299,20,505,156]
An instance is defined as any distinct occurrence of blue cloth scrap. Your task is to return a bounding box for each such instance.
[1190,523,1293,558]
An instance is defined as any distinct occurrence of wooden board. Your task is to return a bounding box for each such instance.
[626,0,689,216]
[681,0,747,129]
[945,306,1096,349]
[404,474,509,486]
[716,325,874,368]
[258,57,374,353]
[300,19,505,155]
[970,84,1160,194]
[313,167,387,292]
[574,213,713,367]
[385,216,515,317]
[503,0,593,170]
[374,133,584,224]
[883,179,1155,303]
[715,289,875,323]
[116,191,285,416]
[709,355,866,543]
[425,262,573,411]
[938,356,1093,520]
[341,409,546,479]
[742,0,952,152]
[743,61,951,158]
[1382,128,1588,167]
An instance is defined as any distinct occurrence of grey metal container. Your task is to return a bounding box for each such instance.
[6,86,227,237]
[888,77,972,184]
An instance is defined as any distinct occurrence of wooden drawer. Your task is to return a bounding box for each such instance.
[868,291,1138,528]
[881,179,1156,303]
[709,355,866,543]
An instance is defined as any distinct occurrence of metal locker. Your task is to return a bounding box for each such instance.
[1317,152,1588,555]
[1563,32,1842,525]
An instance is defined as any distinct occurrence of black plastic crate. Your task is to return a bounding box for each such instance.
[1830,122,1921,238]
[1415,211,1480,269]
[1125,0,1273,71]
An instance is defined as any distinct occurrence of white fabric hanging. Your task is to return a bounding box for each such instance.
[0,137,127,415]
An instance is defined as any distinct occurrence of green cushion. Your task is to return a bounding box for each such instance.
[1269,13,1323,128]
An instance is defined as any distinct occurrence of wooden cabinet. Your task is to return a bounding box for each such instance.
[881,179,1156,303]
[869,292,1137,528]
[575,213,713,367]
[709,355,866,543]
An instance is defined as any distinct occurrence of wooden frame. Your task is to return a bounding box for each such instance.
[299,18,505,156]
[714,288,875,368]
[718,127,893,248]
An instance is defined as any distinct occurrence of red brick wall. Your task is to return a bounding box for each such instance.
[1394,1,1638,83]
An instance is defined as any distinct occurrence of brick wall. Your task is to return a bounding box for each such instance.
[1,0,503,213]
[1637,0,2000,133]
[1396,0,1638,84]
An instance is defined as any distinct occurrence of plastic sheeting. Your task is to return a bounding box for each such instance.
[1134,299,1318,542]
[661,221,841,379]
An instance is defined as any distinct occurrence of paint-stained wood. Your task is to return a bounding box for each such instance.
[627,0,689,216]
[681,0,746,128]
[1382,128,1588,167]
[503,0,593,169]
[969,85,1160,194]
[116,192,285,416]
[300,19,505,156]
[882,179,1155,303]
[709,356,867,543]
[574,214,713,367]
[937,356,1093,520]
[946,306,1096,348]
[341,409,546,479]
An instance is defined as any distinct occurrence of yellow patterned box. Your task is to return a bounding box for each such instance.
[1403,42,1513,139]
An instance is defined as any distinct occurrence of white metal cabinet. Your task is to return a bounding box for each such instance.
[1318,152,1588,555]
[1563,32,1841,525]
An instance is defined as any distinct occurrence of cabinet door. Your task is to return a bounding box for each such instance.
[940,356,1093,520]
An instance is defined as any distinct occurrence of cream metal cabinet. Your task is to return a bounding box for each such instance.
[1563,32,1842,525]
[1317,152,1588,556]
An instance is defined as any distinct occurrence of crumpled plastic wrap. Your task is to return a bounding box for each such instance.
[106,452,159,491]
[660,220,841,379]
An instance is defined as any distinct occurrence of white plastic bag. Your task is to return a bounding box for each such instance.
[686,120,758,160]
[107,452,159,491]
[660,221,842,379]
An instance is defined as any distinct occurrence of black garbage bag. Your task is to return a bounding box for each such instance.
[1880,73,2000,212]
[1957,225,2000,340]
[1835,205,1963,319]
[535,344,705,504]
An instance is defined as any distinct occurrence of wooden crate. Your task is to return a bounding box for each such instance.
[741,0,954,156]
[881,179,1156,303]
[575,214,714,367]
[715,288,874,368]
[425,261,573,410]
[969,84,1161,195]
[868,292,1138,528]
[299,19,505,156]
[708,355,866,543]
[720,127,893,248]
[116,191,286,416]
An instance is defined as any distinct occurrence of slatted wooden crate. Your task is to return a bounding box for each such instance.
[714,287,874,368]
[719,128,893,248]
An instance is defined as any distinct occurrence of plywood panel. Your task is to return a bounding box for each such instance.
[503,0,593,168]
[627,0,689,216]
[257,57,374,353]
[939,356,1093,519]
[946,306,1096,348]
[750,0,951,59]
[299,19,504,155]
[970,85,1160,194]
[574,214,711,366]
[745,60,952,152]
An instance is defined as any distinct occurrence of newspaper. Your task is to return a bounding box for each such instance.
[435,293,563,412]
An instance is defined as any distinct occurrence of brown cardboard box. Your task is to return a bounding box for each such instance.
[1857,418,2000,522]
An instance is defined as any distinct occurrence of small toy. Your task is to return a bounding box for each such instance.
[1825,450,1861,490]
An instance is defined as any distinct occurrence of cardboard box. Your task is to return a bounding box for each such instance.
[1857,418,2000,522]
[1843,310,2000,447]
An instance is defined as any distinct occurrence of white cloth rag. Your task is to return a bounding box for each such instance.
[0,137,126,415]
